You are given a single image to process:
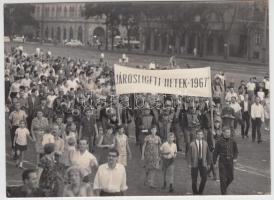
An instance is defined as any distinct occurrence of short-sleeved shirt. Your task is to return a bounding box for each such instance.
[21,78,32,88]
[93,163,128,193]
[70,150,98,176]
[42,134,55,146]
[9,110,27,126]
[15,128,30,145]
[230,102,241,113]
[160,142,177,159]
[246,82,256,91]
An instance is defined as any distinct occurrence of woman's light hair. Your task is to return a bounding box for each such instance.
[66,165,84,179]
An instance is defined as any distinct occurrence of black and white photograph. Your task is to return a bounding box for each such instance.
[2,0,272,197]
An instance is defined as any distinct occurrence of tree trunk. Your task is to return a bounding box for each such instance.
[175,33,180,54]
[223,33,229,60]
[202,33,207,57]
[247,28,251,61]
[127,26,131,52]
[111,27,114,51]
[105,23,109,51]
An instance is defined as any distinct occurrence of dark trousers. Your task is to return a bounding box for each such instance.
[100,191,123,196]
[241,112,250,137]
[207,163,216,178]
[10,126,19,149]
[251,118,262,142]
[135,126,140,144]
[191,159,207,195]
[219,159,234,195]
[233,117,243,130]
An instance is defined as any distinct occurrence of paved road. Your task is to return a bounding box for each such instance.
[4,42,271,195]
[5,42,269,84]
[5,116,271,195]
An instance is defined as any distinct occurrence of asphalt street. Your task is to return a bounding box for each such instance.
[4,42,271,195]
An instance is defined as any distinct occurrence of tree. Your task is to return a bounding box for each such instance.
[116,2,141,51]
[4,4,37,37]
[214,2,240,59]
[85,2,120,51]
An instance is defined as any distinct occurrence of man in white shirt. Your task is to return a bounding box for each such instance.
[251,96,264,143]
[66,76,79,91]
[93,149,128,196]
[225,87,238,102]
[230,96,242,134]
[246,78,256,102]
[70,139,98,182]
[20,72,32,89]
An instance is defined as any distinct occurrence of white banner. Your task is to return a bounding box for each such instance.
[114,64,212,97]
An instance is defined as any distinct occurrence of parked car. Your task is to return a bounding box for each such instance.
[4,36,10,42]
[65,39,84,47]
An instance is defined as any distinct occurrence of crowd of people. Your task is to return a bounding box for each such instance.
[5,45,270,197]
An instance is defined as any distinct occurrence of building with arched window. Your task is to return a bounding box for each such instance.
[34,2,107,46]
[33,2,268,61]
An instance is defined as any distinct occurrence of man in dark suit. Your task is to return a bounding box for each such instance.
[240,94,251,138]
[187,129,210,195]
[27,88,40,129]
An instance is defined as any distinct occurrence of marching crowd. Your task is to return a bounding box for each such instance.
[5,45,270,197]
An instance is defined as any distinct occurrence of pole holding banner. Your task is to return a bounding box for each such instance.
[210,97,215,148]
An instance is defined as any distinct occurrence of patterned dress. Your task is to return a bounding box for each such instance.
[115,134,128,166]
[39,156,62,197]
[144,135,161,170]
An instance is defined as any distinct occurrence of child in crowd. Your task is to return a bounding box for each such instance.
[160,132,177,192]
[65,122,78,144]
[13,120,35,168]
[61,137,77,168]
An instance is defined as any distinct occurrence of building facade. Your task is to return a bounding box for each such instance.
[33,3,107,46]
[138,1,268,61]
[33,2,268,62]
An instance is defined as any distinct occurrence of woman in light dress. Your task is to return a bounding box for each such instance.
[114,125,132,167]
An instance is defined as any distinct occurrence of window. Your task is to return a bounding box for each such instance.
[70,6,73,17]
[253,51,260,59]
[52,6,55,17]
[255,33,261,45]
[64,7,67,17]
[36,6,40,17]
[56,6,60,17]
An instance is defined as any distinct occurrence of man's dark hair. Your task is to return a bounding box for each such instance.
[44,143,55,155]
[108,148,119,157]
[22,169,36,182]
